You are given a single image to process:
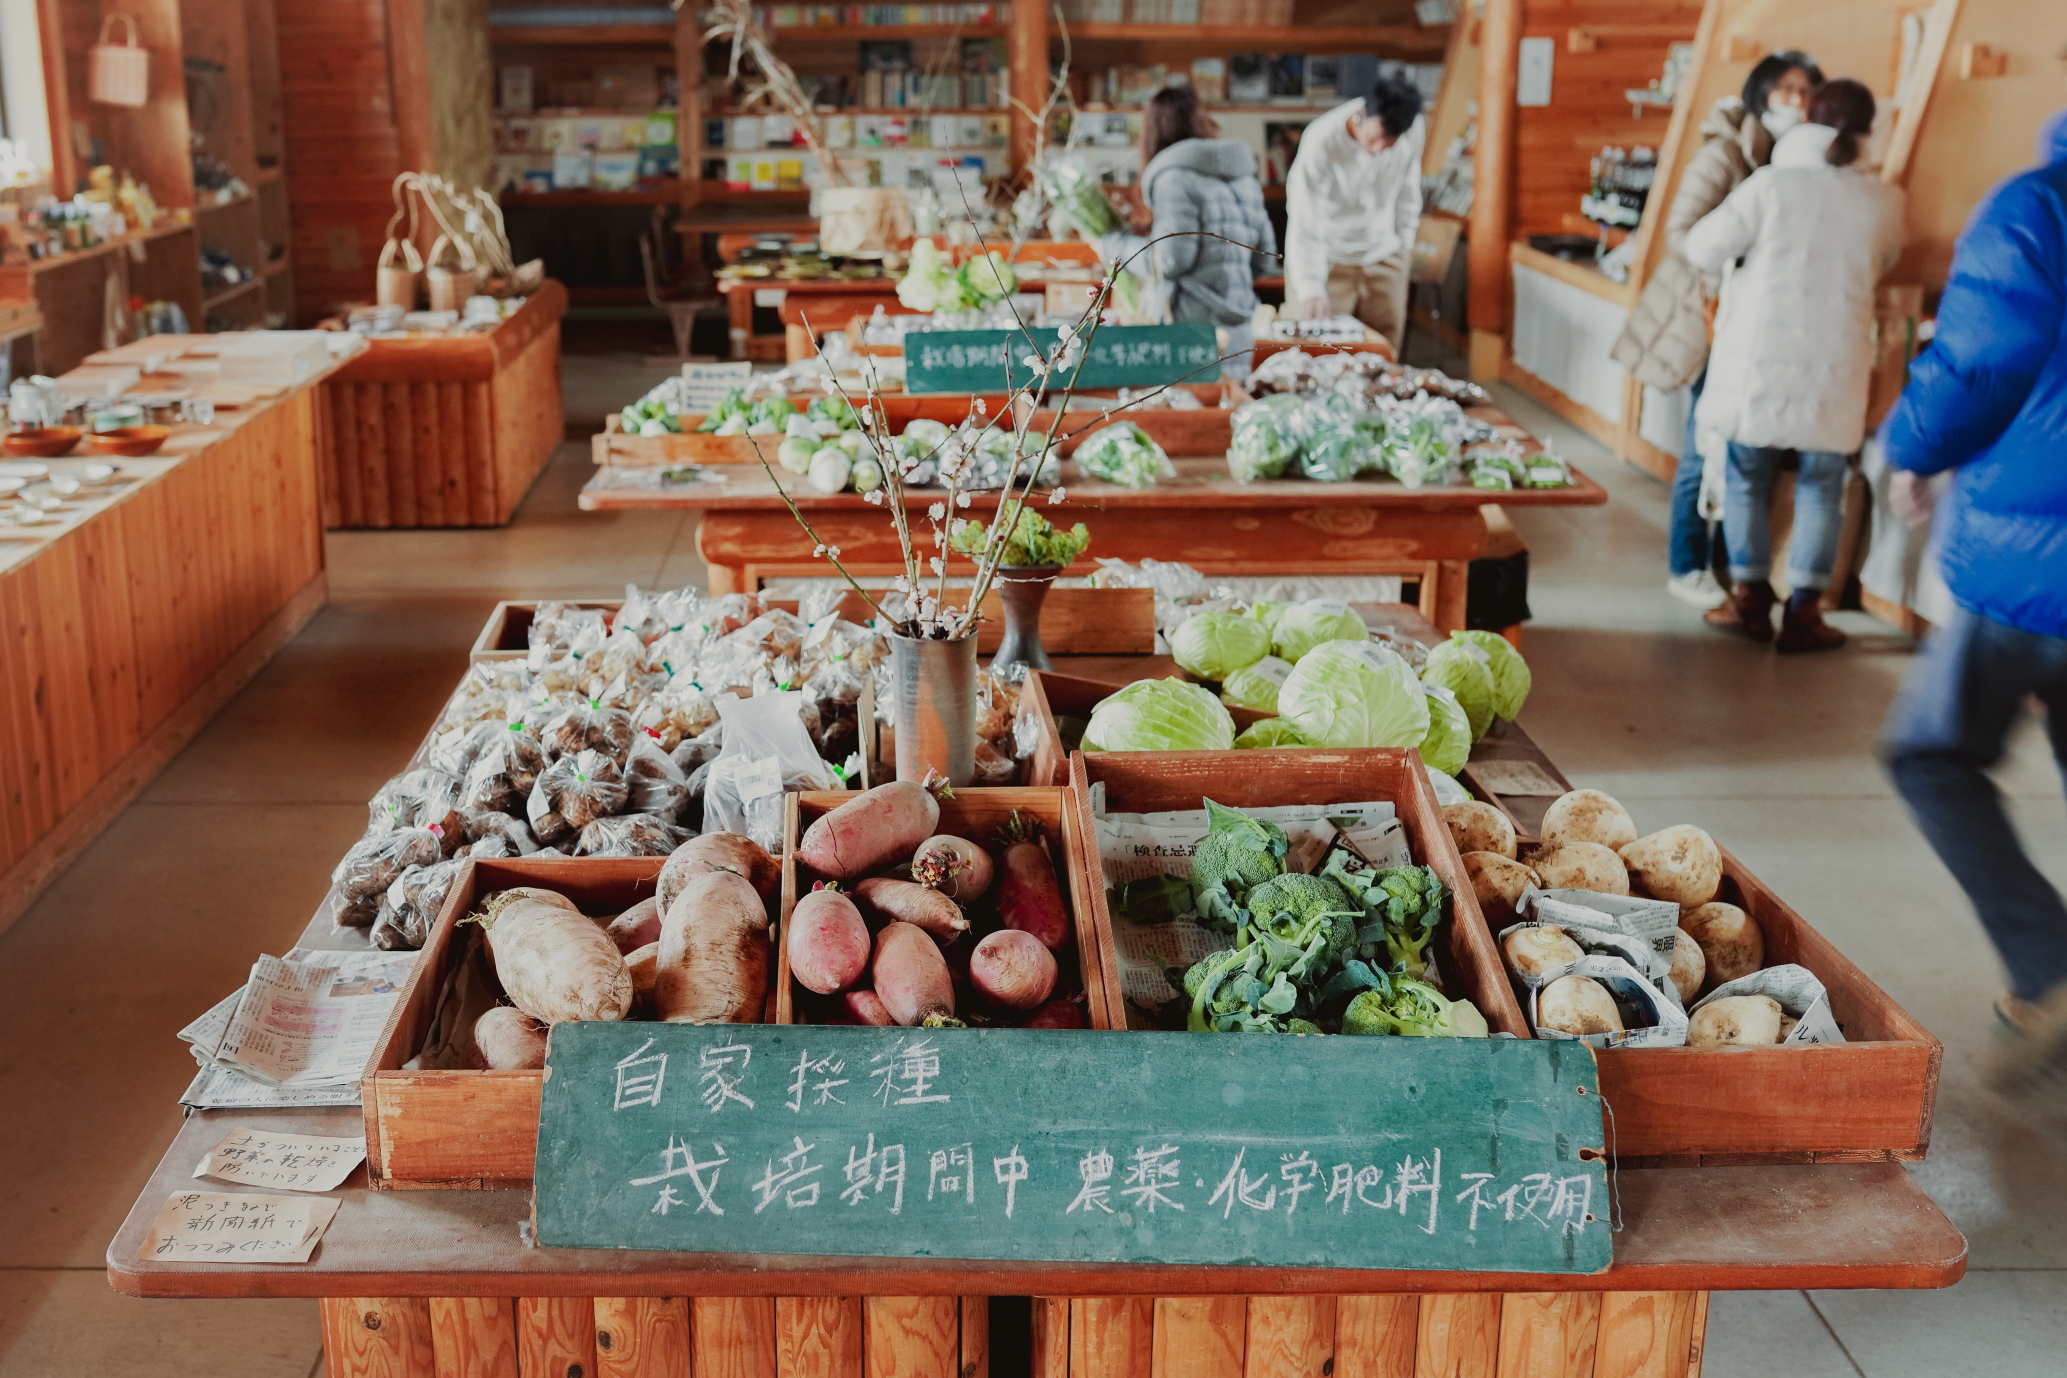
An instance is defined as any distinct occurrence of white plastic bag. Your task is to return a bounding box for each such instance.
[702,692,836,850]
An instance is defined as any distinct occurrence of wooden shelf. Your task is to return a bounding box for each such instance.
[260,254,293,278]
[1054,23,1444,51]
[4,220,195,277]
[768,24,1005,39]
[709,107,1010,118]
[689,187,813,203]
[489,24,676,45]
[500,188,682,207]
[195,190,257,215]
[202,277,265,310]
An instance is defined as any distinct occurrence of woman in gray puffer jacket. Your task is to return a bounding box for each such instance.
[1103,86,1275,376]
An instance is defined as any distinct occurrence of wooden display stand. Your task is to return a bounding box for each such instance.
[314,281,568,528]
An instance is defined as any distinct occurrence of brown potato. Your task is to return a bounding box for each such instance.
[1620,825,1723,907]
[1540,789,1638,851]
[1687,994,1783,1046]
[1666,929,1705,1005]
[1502,925,1583,978]
[1537,975,1623,1036]
[1531,841,1629,896]
[1464,852,1539,922]
[1679,902,1764,991]
[1443,801,1516,859]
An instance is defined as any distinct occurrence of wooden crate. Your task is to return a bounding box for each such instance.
[776,787,1113,1030]
[1067,748,1532,1038]
[360,856,667,1189]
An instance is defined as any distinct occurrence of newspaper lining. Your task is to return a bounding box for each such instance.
[178,949,416,1109]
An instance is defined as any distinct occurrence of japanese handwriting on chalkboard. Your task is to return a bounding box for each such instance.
[631,1137,730,1216]
[870,1037,950,1106]
[700,1043,755,1112]
[994,1145,1029,1218]
[614,1038,666,1111]
[841,1135,908,1214]
[1453,1171,1594,1234]
[1208,1147,1276,1216]
[787,1050,849,1112]
[1067,1149,1115,1214]
[928,1144,976,1204]
[1120,1145,1184,1213]
[751,1137,824,1213]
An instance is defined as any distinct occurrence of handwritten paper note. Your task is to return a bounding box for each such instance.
[138,1191,339,1265]
[193,1127,367,1193]
[1467,758,1568,797]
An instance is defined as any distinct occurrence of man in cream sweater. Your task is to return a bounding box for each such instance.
[1283,76,1427,349]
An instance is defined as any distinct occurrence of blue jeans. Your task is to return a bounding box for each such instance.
[1724,444,1849,590]
[1669,370,1722,576]
[1882,605,2067,1001]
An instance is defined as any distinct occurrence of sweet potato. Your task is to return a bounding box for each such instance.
[841,989,897,1026]
[995,813,1071,950]
[970,929,1058,1010]
[606,897,663,954]
[852,876,969,942]
[797,777,947,880]
[911,834,994,902]
[789,887,871,994]
[625,941,660,1018]
[658,832,779,912]
[474,888,633,1025]
[471,1006,549,1069]
[871,921,957,1026]
[656,871,770,1024]
[1022,996,1087,1029]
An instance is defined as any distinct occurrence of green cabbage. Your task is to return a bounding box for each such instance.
[1277,641,1431,749]
[1235,717,1308,749]
[1075,423,1172,488]
[1171,611,1271,682]
[1228,423,1296,482]
[1418,683,1472,775]
[1245,600,1288,634]
[1271,600,1370,663]
[1420,639,1496,740]
[1084,678,1235,752]
[1219,654,1293,713]
[1450,630,1532,720]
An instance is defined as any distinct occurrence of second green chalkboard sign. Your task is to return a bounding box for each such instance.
[903,323,1222,394]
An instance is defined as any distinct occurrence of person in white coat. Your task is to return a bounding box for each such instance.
[1684,78,1905,653]
[1283,76,1426,348]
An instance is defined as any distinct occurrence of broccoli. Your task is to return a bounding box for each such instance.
[1324,855,1449,978]
[1191,799,1288,930]
[1340,979,1459,1037]
[1246,872,1355,925]
[1184,947,1249,1032]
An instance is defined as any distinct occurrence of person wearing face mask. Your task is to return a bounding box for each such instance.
[1683,78,1905,652]
[1612,51,1824,612]
[1282,75,1427,348]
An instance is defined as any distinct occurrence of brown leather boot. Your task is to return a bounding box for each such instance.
[1704,580,1775,641]
[1775,590,1846,653]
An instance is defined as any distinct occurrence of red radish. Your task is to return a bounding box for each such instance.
[471,1006,549,1069]
[853,877,968,942]
[605,897,663,954]
[911,834,994,902]
[995,813,1072,950]
[871,921,958,1027]
[659,833,779,911]
[1023,997,1087,1029]
[841,989,897,1025]
[797,775,950,880]
[788,886,870,994]
[970,929,1058,1010]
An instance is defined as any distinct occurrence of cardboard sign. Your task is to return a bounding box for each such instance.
[904,323,1221,394]
[678,361,755,411]
[532,1024,1610,1274]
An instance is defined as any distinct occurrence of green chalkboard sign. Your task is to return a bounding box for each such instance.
[531,1025,1610,1275]
[903,323,1222,395]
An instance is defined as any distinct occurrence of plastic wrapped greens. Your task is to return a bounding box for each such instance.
[1227,394,1301,482]
[1383,416,1459,489]
[1075,422,1174,488]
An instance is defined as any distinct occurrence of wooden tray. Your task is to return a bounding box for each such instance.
[1066,748,1530,1038]
[359,856,668,1189]
[775,787,1114,1030]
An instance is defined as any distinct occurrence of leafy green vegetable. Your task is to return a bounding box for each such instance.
[1383,416,1456,488]
[1417,682,1473,775]
[1271,600,1369,663]
[1420,639,1496,740]
[949,508,1090,568]
[1109,873,1196,926]
[1233,715,1305,749]
[809,395,859,430]
[1083,678,1235,753]
[1189,798,1287,931]
[1171,610,1271,682]
[1341,979,1470,1037]
[1221,655,1293,715]
[1228,422,1297,482]
[1075,422,1172,488]
[1449,630,1532,720]
[1277,640,1430,749]
[694,389,749,433]
[1322,854,1449,978]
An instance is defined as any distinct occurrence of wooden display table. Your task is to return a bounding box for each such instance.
[578,408,1605,633]
[717,275,900,362]
[315,281,567,529]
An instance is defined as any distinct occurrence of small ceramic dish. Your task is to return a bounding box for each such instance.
[0,476,24,496]
[86,425,171,457]
[0,457,57,476]
[3,506,54,526]
[3,429,82,459]
[74,462,121,485]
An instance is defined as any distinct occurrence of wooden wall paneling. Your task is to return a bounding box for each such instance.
[436,380,467,525]
[489,320,564,523]
[1244,1297,1336,1378]
[1069,1298,1155,1378]
[466,379,498,526]
[774,1298,864,1378]
[422,0,496,192]
[0,569,60,873]
[359,380,392,526]
[68,488,145,765]
[1469,0,1524,377]
[410,380,442,527]
[77,0,198,212]
[1412,1294,1499,1378]
[1491,1293,1601,1378]
[1032,1298,1070,1378]
[863,1296,960,1378]
[515,1297,596,1378]
[322,1296,439,1378]
[428,1296,520,1378]
[962,1296,991,1378]
[385,381,418,526]
[1151,1297,1247,1378]
[1591,1293,1703,1378]
[1335,1297,1421,1378]
[690,1298,778,1378]
[592,1297,692,1378]
[179,0,260,184]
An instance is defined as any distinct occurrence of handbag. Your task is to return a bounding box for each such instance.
[89,15,150,109]
[425,234,480,312]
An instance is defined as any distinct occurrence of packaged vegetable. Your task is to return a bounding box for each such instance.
[540,699,634,762]
[333,827,443,927]
[527,749,629,843]
[574,812,685,858]
[1074,422,1173,488]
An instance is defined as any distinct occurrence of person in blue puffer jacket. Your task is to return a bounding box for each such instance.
[1879,109,2067,1120]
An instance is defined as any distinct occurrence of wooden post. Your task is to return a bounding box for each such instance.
[516,1298,597,1378]
[321,1297,438,1378]
[1592,1293,1705,1378]
[1068,1298,1154,1378]
[1334,1296,1419,1378]
[1468,0,1523,381]
[1494,1292,1602,1378]
[428,1296,521,1378]
[594,1297,692,1378]
[1413,1294,1498,1378]
[1008,0,1050,182]
[1244,1296,1336,1378]
[864,1296,960,1378]
[1152,1297,1246,1378]
[775,1298,864,1378]
[691,1298,778,1378]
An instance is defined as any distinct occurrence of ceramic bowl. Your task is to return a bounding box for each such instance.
[75,462,121,485]
[87,425,171,458]
[3,429,82,459]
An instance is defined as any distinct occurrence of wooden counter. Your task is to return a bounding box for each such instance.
[0,373,333,935]
[315,281,567,529]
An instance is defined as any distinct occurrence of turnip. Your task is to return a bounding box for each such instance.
[995,813,1072,950]
[471,1007,549,1069]
[1687,994,1782,1046]
[625,941,660,1017]
[659,833,780,912]
[1536,974,1623,1036]
[1666,929,1705,1004]
[798,776,948,880]
[841,989,896,1025]
[1531,841,1629,895]
[1464,852,1539,921]
[606,897,663,954]
[472,888,633,1025]
[853,876,969,942]
[1540,789,1638,851]
[656,870,770,1024]
[970,929,1058,1010]
[777,436,817,474]
[1443,801,1516,859]
[1503,925,1583,978]
[1619,825,1723,907]
[1023,996,1087,1029]
[911,833,995,901]
[1679,902,1764,990]
[871,921,958,1026]
[789,887,871,994]
[1778,1012,1800,1041]
[806,448,851,494]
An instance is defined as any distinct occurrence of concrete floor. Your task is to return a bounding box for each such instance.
[0,344,2061,1376]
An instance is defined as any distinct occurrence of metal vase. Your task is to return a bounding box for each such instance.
[990,563,1063,680]
[889,629,979,787]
